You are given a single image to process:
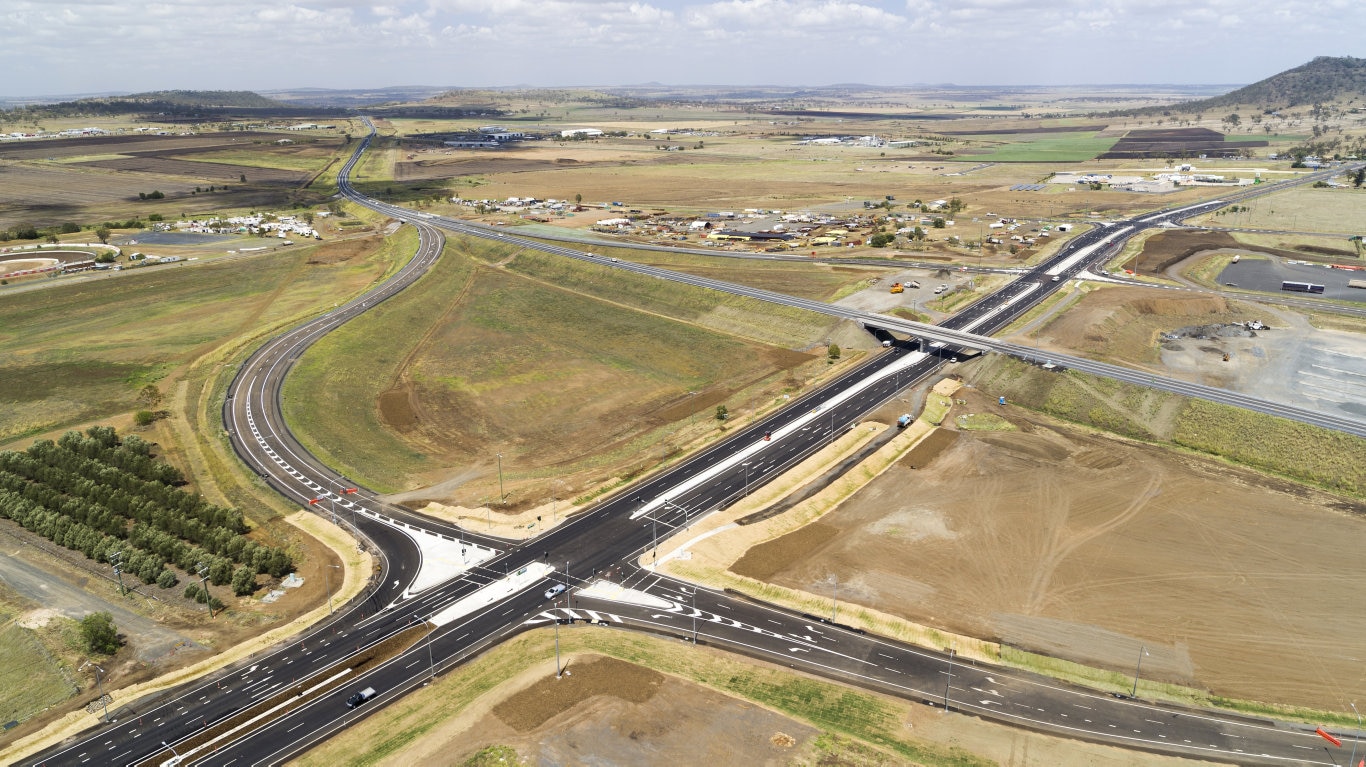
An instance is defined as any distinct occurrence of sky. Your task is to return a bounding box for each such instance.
[1,0,1362,96]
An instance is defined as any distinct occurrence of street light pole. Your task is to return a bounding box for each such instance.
[93,663,109,722]
[1131,645,1148,697]
[1350,702,1360,767]
[554,600,563,679]
[691,588,698,643]
[831,574,838,622]
[942,645,955,713]
[163,740,180,763]
[496,452,504,504]
[741,462,750,497]
[424,619,435,682]
[325,564,339,615]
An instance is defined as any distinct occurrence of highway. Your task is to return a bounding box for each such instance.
[26,126,1362,766]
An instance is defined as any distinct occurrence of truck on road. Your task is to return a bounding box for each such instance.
[347,687,377,709]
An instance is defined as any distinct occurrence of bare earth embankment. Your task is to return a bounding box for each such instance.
[735,386,1366,709]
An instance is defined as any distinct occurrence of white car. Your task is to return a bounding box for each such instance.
[544,583,566,599]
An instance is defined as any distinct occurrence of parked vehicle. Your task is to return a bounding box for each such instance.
[889,282,904,293]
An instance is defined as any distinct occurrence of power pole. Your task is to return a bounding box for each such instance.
[196,562,213,618]
[109,551,126,596]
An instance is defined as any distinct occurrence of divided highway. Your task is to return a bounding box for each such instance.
[28,126,1360,766]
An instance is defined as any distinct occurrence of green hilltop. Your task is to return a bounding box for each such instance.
[1144,56,1366,114]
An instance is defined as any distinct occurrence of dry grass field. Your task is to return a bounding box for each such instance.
[1188,185,1366,235]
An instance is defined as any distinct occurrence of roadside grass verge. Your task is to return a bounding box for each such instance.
[280,227,438,493]
[0,618,79,728]
[967,355,1366,497]
[1173,399,1366,496]
[497,245,838,348]
[1180,251,1252,287]
[954,412,1015,431]
[1000,646,1366,729]
[574,245,893,303]
[888,306,933,323]
[291,629,991,767]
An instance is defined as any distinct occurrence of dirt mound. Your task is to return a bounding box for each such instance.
[898,428,957,469]
[1130,230,1292,275]
[733,522,840,581]
[304,236,382,265]
[492,656,664,732]
[1296,244,1356,257]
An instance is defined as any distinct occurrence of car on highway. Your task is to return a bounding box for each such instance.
[544,583,566,599]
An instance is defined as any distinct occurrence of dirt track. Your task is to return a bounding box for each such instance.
[737,388,1366,708]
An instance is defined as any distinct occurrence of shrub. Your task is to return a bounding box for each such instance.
[134,411,155,427]
[157,569,178,589]
[231,565,257,596]
[79,612,120,655]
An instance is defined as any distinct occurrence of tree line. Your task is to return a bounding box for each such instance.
[0,426,290,599]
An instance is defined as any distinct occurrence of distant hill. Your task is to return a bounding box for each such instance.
[261,86,451,107]
[116,90,285,108]
[1,90,341,119]
[1137,56,1366,114]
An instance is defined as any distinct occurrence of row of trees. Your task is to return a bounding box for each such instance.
[0,218,146,244]
[0,427,291,597]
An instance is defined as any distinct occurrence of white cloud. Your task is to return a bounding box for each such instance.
[0,0,1363,93]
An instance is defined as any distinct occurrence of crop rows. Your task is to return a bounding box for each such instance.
[0,426,291,596]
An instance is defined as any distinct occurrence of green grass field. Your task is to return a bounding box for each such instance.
[584,247,891,303]
[0,616,79,728]
[968,355,1366,497]
[186,148,341,174]
[0,237,398,445]
[282,234,841,496]
[956,132,1119,163]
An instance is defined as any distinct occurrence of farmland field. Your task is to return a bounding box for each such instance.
[0,133,347,228]
[954,131,1120,162]
[0,234,397,445]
